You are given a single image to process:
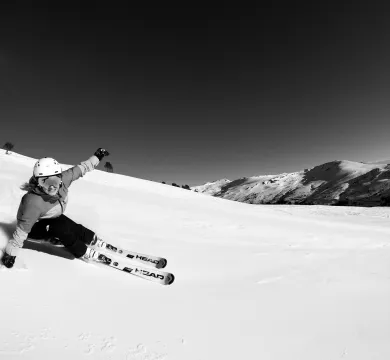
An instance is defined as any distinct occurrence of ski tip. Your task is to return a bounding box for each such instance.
[165,273,175,285]
[157,258,168,269]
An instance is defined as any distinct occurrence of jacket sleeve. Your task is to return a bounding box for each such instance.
[5,195,42,256]
[61,155,100,187]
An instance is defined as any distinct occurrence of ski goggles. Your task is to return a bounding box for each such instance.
[37,174,62,188]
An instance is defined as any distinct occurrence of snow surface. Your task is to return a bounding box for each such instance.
[1,150,390,359]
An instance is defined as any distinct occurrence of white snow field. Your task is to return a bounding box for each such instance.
[1,150,390,360]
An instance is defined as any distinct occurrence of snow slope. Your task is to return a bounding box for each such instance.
[193,160,390,206]
[1,150,390,359]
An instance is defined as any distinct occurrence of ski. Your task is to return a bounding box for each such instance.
[96,254,174,285]
[92,241,167,269]
[25,238,169,269]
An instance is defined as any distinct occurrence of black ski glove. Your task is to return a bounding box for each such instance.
[94,148,110,161]
[1,252,16,269]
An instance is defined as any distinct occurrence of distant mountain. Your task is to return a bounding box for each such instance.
[192,160,390,206]
[193,179,231,194]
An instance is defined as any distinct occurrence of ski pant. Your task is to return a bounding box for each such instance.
[28,215,95,258]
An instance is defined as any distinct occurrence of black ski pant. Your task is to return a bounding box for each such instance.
[28,215,95,258]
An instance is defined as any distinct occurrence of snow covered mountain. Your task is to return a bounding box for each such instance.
[193,160,390,206]
[192,178,231,194]
[2,150,390,359]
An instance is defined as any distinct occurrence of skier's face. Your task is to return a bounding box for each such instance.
[38,175,62,196]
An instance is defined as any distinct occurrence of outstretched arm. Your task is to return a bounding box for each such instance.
[62,148,110,186]
[78,148,110,176]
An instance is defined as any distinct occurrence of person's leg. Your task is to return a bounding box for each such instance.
[45,215,95,258]
[28,219,52,239]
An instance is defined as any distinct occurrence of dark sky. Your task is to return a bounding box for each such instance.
[1,3,390,185]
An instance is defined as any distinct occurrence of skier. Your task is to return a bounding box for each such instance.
[1,148,110,269]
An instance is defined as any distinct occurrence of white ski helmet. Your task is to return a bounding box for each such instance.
[33,157,62,178]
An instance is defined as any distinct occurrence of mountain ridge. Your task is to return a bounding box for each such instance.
[193,160,390,206]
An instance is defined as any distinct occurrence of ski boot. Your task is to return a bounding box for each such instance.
[82,247,101,262]
[89,234,107,249]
